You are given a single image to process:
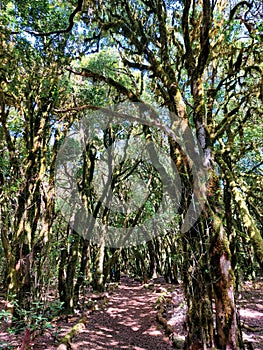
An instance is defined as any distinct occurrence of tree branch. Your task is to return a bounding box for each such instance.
[65,67,140,102]
[182,1,195,74]
[229,1,251,20]
[197,0,211,75]
[25,0,84,36]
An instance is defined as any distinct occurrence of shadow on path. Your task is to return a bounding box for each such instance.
[71,277,172,349]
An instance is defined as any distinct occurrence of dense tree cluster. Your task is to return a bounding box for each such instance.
[0,0,262,348]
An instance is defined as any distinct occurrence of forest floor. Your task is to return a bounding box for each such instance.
[0,276,262,349]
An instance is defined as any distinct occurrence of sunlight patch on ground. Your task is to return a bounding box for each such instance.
[99,326,114,333]
[104,333,114,338]
[118,319,141,327]
[142,325,163,336]
[107,307,128,315]
[239,309,263,318]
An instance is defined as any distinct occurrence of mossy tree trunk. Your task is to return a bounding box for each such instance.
[210,215,241,349]
[206,168,243,349]
[58,225,80,314]
[0,32,72,321]
[92,237,106,292]
[218,158,263,270]
[74,238,92,303]
[181,219,214,349]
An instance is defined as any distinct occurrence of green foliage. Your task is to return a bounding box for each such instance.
[155,293,168,307]
[70,49,138,106]
[5,295,64,334]
[2,0,74,33]
[0,309,12,323]
[0,1,262,348]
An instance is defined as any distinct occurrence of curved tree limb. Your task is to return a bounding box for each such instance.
[229,1,252,21]
[25,0,84,36]
[65,66,141,102]
[217,156,263,270]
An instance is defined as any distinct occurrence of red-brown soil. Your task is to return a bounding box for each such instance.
[0,277,262,349]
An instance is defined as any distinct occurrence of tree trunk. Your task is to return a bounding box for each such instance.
[58,225,80,314]
[218,157,263,269]
[147,240,157,279]
[208,171,243,349]
[92,236,106,292]
[210,215,242,349]
[74,239,91,304]
[103,248,122,283]
[182,220,214,349]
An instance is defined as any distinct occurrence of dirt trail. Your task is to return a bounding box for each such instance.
[69,277,172,350]
[1,277,262,349]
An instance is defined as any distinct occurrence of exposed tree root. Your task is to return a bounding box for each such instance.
[56,318,87,350]
[241,321,261,332]
[155,292,185,350]
[156,307,173,335]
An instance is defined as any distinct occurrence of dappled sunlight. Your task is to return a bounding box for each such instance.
[67,278,172,349]
[237,280,263,350]
[1,277,262,349]
[107,307,129,315]
[118,319,142,327]
[143,325,163,336]
[240,308,263,319]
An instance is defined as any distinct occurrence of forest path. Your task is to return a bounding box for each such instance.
[70,277,173,350]
[1,277,262,349]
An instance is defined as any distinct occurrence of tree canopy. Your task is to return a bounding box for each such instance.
[0,1,262,348]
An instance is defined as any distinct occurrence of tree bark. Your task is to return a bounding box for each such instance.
[58,225,80,314]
